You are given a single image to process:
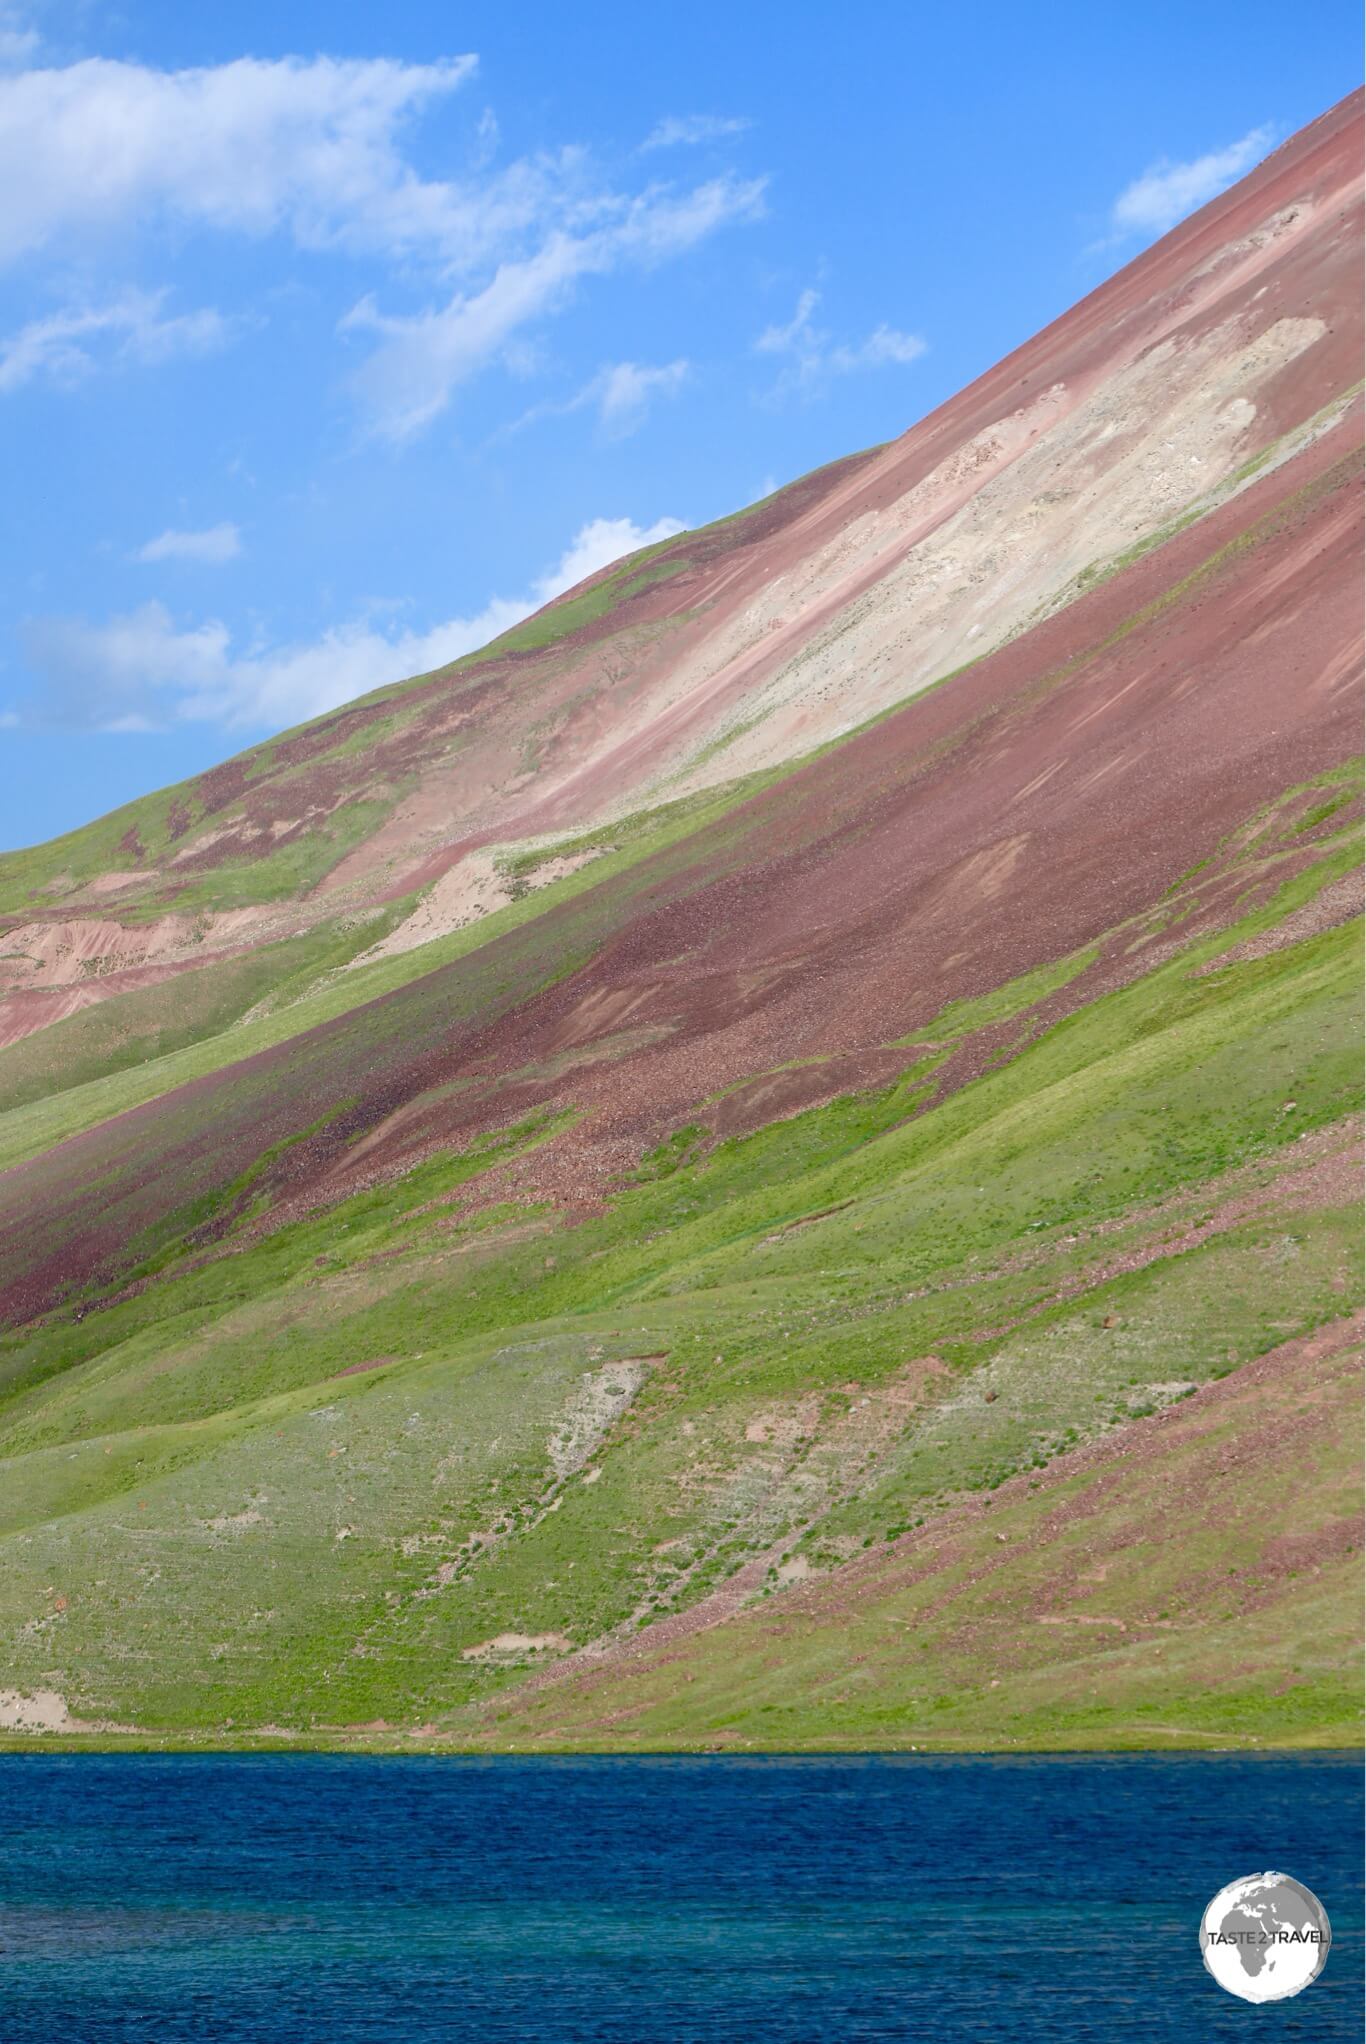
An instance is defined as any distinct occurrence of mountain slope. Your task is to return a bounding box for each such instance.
[0,94,1361,1749]
[2,93,1358,1038]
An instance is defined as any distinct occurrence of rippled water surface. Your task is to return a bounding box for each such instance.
[1,1753,1361,2040]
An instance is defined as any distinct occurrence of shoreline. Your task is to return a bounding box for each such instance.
[1,1729,1359,1757]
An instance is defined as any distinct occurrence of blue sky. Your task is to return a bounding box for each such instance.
[0,0,1358,851]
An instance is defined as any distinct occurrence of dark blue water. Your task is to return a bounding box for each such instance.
[0,1754,1360,2041]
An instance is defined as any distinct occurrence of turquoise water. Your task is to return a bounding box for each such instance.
[1,1753,1360,2040]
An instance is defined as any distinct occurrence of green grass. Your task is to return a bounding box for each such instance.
[0,729,400,917]
[897,942,1100,1046]
[127,793,408,916]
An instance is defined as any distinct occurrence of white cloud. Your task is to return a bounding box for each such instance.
[755,286,820,357]
[508,357,690,439]
[609,176,765,264]
[755,288,925,398]
[0,25,37,67]
[136,522,242,565]
[642,113,750,151]
[595,358,689,429]
[1105,125,1276,243]
[342,232,601,443]
[0,289,227,392]
[830,324,927,371]
[545,514,683,591]
[21,514,685,732]
[0,53,485,268]
[345,175,764,440]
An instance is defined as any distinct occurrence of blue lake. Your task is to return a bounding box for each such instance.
[0,1752,1360,2041]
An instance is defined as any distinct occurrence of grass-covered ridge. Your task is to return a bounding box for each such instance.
[0,445,877,923]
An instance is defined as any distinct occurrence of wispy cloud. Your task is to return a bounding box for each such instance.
[507,357,690,439]
[0,51,767,434]
[642,113,751,151]
[0,3,38,68]
[834,326,926,371]
[342,234,603,444]
[346,175,764,440]
[1101,124,1276,245]
[0,0,59,69]
[755,286,822,357]
[755,287,925,399]
[136,522,242,565]
[20,514,685,732]
[594,358,689,430]
[0,290,228,393]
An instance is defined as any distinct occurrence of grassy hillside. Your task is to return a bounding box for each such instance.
[0,763,1358,1746]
